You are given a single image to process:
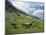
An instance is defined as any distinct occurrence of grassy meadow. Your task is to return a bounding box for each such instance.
[5,1,44,34]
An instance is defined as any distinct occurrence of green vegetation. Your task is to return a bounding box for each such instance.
[5,1,44,33]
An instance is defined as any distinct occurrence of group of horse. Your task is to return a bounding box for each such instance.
[11,21,37,29]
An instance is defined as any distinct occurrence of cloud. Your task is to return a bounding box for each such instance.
[8,0,44,19]
[32,10,44,19]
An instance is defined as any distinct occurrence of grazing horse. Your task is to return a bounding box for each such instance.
[21,23,33,28]
[11,23,17,28]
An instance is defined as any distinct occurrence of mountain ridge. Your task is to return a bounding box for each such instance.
[5,0,41,19]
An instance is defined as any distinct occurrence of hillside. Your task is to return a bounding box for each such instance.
[5,0,44,34]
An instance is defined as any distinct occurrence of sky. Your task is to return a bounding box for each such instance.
[8,0,44,19]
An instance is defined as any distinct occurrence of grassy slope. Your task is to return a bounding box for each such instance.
[5,1,44,33]
[5,9,44,33]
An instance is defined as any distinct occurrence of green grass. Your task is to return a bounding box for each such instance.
[5,11,44,33]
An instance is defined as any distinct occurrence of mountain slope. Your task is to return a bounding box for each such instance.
[5,0,44,33]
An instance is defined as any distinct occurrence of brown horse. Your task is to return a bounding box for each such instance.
[21,23,33,28]
[11,23,17,28]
